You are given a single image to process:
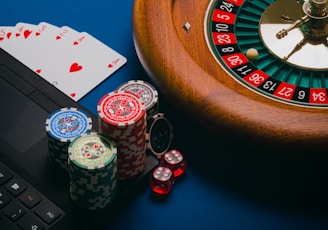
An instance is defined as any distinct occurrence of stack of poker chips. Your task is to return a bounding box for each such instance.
[68,132,117,210]
[97,91,147,180]
[116,80,173,158]
[116,80,159,119]
[45,107,92,171]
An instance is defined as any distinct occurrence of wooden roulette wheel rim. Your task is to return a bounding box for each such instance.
[132,0,328,148]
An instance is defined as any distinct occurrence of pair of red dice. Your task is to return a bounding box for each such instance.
[150,149,187,195]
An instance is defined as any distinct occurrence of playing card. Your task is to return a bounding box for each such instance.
[22,25,83,78]
[23,23,82,75]
[0,21,127,101]
[24,24,79,81]
[34,22,62,40]
[14,22,36,40]
[0,26,15,44]
[9,22,61,74]
[33,31,127,100]
[1,22,37,55]
[56,26,81,41]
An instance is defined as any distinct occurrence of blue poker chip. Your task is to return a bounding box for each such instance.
[45,107,92,142]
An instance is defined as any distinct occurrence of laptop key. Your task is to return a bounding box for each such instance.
[20,189,42,209]
[17,213,46,230]
[5,179,27,197]
[0,189,11,208]
[0,218,21,230]
[34,201,61,224]
[0,161,64,228]
[0,166,12,185]
[2,202,26,221]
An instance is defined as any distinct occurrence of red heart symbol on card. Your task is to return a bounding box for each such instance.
[0,37,4,41]
[56,35,61,40]
[35,31,41,36]
[70,93,76,98]
[24,30,32,39]
[73,41,79,45]
[108,59,120,68]
[70,63,83,72]
[7,32,12,39]
[16,33,20,37]
[35,69,41,74]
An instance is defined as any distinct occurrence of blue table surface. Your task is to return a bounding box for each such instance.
[2,1,328,229]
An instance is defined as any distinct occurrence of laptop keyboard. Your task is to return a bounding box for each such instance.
[0,162,63,230]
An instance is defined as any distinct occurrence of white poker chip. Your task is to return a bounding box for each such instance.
[116,80,159,118]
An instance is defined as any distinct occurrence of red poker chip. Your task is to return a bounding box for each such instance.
[118,142,146,152]
[118,166,145,176]
[117,154,145,164]
[119,160,144,169]
[118,149,146,158]
[98,91,148,180]
[118,163,145,177]
[118,135,145,145]
[99,118,145,132]
[117,154,144,162]
[99,118,146,140]
[116,141,145,153]
[118,146,146,155]
[97,91,146,127]
[118,163,143,172]
[117,151,146,162]
[118,151,145,161]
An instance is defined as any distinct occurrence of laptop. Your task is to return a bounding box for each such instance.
[0,48,158,229]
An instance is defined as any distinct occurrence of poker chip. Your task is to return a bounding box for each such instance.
[45,107,92,170]
[68,132,117,210]
[116,80,159,119]
[146,113,173,158]
[97,91,147,180]
[97,91,145,127]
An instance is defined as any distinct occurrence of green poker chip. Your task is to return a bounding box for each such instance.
[68,132,117,170]
[68,132,118,210]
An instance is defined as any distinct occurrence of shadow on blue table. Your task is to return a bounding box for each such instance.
[163,100,328,217]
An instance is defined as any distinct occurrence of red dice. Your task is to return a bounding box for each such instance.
[161,149,187,178]
[150,166,174,195]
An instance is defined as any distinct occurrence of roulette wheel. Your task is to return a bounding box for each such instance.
[132,0,328,148]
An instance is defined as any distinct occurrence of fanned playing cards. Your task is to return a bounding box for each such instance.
[0,22,127,101]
